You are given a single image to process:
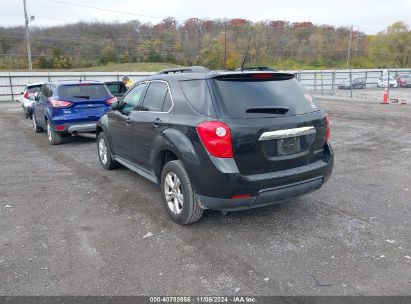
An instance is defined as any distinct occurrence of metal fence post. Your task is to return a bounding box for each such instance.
[387,68,390,100]
[8,72,14,102]
[321,70,324,95]
[47,72,51,82]
[314,72,317,92]
[350,69,353,98]
[365,71,368,88]
[331,71,335,91]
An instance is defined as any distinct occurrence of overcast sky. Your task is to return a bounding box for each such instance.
[1,0,410,34]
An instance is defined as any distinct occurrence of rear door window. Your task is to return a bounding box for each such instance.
[140,82,170,112]
[162,91,173,112]
[58,84,110,101]
[122,83,147,112]
[210,76,318,118]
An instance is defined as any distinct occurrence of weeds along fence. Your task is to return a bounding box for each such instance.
[1,69,411,101]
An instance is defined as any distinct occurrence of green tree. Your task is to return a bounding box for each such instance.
[369,21,411,68]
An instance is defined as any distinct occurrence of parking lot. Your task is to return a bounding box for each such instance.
[313,87,411,104]
[0,97,410,295]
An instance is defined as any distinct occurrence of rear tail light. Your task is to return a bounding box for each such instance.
[252,73,273,80]
[325,113,331,142]
[196,121,233,158]
[105,97,117,105]
[55,125,65,131]
[232,194,251,199]
[23,91,29,99]
[49,99,73,108]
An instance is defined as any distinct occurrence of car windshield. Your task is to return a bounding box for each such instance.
[59,84,111,101]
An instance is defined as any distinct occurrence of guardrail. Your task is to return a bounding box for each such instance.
[0,71,154,101]
[1,69,411,101]
[291,68,411,93]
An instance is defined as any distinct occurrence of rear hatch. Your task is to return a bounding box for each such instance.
[209,73,327,176]
[57,83,112,120]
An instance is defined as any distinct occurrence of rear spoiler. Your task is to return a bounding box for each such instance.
[210,73,295,81]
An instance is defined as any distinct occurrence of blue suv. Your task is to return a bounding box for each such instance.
[32,80,117,145]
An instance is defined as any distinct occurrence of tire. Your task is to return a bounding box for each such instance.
[161,160,203,225]
[46,120,62,145]
[97,132,119,170]
[32,114,43,133]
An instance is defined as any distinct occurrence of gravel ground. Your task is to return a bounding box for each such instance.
[0,99,410,296]
[312,87,411,104]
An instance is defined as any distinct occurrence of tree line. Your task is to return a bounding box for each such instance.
[0,18,410,70]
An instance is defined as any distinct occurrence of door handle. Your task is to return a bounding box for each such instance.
[126,118,132,125]
[153,118,162,127]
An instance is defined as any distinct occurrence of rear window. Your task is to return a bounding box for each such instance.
[211,78,319,118]
[26,85,41,94]
[58,84,111,101]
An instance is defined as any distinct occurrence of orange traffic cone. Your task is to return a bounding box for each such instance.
[381,87,389,104]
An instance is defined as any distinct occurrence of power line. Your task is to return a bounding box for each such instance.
[47,0,168,20]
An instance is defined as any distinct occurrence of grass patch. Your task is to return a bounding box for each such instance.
[0,62,182,72]
[74,62,181,72]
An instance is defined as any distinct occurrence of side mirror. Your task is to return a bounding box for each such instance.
[111,101,123,111]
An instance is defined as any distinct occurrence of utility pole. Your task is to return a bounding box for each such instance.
[346,25,353,69]
[354,27,360,57]
[23,0,32,71]
[223,20,227,70]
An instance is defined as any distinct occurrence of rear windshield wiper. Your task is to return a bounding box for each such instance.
[73,95,90,100]
[246,106,289,114]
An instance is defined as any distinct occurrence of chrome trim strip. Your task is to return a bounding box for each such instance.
[259,126,316,141]
[67,123,97,133]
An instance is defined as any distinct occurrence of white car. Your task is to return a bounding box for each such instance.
[377,76,398,88]
[17,83,43,119]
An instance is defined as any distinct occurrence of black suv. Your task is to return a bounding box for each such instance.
[96,67,334,225]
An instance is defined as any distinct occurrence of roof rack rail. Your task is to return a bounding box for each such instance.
[235,66,276,71]
[157,66,210,75]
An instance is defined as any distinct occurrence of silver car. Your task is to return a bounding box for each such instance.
[18,82,43,119]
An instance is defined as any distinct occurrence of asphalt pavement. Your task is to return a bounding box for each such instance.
[0,99,410,296]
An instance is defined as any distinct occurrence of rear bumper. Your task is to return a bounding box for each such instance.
[194,143,334,211]
[197,177,324,211]
[52,122,97,134]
